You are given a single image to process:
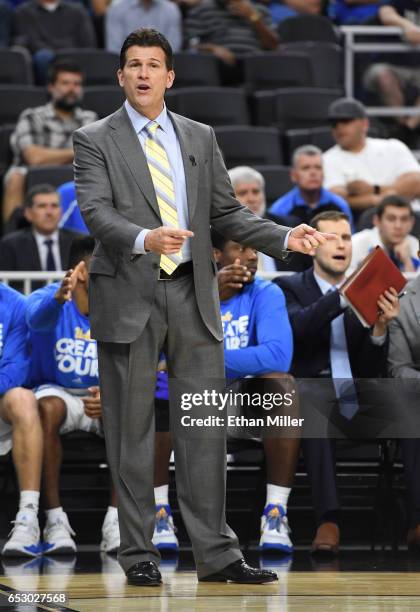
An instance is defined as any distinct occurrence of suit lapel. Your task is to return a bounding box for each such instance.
[26,230,41,270]
[108,106,161,219]
[169,112,199,221]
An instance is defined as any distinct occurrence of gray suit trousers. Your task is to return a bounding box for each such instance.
[98,273,242,577]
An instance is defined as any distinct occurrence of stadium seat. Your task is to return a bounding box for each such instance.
[26,165,74,192]
[253,164,293,205]
[55,49,119,86]
[169,87,250,126]
[0,48,33,85]
[0,124,14,179]
[253,87,342,130]
[278,15,339,43]
[285,126,335,163]
[173,52,221,87]
[0,86,47,125]
[243,52,314,91]
[82,86,125,118]
[280,42,343,89]
[214,126,283,167]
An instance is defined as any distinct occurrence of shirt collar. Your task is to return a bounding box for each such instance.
[313,271,338,295]
[124,100,169,135]
[32,229,59,246]
[293,187,328,207]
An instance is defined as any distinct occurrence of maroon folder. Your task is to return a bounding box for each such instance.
[340,246,407,327]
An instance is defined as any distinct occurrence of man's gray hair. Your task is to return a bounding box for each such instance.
[228,166,265,189]
[292,144,323,168]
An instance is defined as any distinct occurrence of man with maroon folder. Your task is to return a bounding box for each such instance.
[274,210,400,556]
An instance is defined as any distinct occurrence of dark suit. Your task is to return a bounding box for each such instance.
[274,268,388,523]
[0,227,80,289]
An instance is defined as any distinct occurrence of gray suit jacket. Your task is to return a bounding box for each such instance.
[388,274,420,378]
[73,105,289,343]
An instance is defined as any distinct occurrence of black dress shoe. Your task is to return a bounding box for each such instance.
[126,561,162,586]
[199,558,278,584]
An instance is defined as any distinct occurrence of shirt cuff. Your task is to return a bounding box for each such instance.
[339,295,347,309]
[370,333,387,346]
[132,229,151,254]
[284,229,292,250]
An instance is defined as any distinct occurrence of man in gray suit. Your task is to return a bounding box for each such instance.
[73,28,334,585]
[388,256,420,553]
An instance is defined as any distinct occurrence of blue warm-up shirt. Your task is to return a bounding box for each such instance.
[0,284,30,394]
[26,283,98,389]
[220,277,293,379]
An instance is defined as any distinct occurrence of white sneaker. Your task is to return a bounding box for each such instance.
[43,512,77,555]
[1,509,41,557]
[100,512,120,554]
[259,504,293,554]
[152,504,179,552]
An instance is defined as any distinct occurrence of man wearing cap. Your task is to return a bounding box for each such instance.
[323,97,420,213]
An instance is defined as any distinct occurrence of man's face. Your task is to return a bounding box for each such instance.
[331,118,368,150]
[291,154,323,191]
[214,240,258,281]
[48,71,83,110]
[24,192,61,234]
[234,180,266,216]
[313,219,352,277]
[117,46,174,119]
[375,205,414,246]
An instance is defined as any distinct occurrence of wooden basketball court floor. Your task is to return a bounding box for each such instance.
[1,552,420,611]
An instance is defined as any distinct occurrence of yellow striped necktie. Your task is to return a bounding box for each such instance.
[144,120,182,275]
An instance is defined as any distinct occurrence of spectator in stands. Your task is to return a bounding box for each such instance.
[105,0,182,54]
[0,185,82,292]
[388,239,420,552]
[268,145,354,231]
[0,285,43,558]
[275,210,399,555]
[2,61,97,223]
[26,237,120,555]
[323,98,420,213]
[329,0,387,25]
[270,0,322,24]
[151,231,299,554]
[351,195,419,273]
[12,0,96,84]
[185,0,278,82]
[227,165,278,272]
[364,1,420,134]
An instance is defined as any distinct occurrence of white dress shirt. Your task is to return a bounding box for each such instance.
[32,229,62,271]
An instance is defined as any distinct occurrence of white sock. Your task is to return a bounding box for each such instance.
[19,490,40,514]
[265,484,291,512]
[154,484,169,507]
[105,505,118,521]
[45,506,65,523]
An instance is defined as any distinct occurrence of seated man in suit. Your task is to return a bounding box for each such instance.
[151,230,299,553]
[0,284,43,558]
[0,184,82,291]
[26,237,119,555]
[275,210,399,555]
[388,240,420,551]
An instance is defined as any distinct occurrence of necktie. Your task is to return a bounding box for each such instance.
[329,287,359,420]
[144,121,182,275]
[44,239,56,272]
